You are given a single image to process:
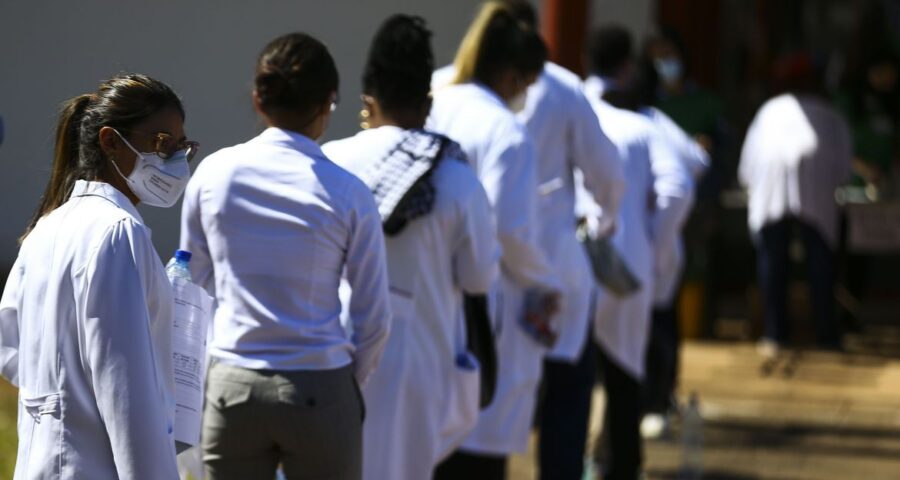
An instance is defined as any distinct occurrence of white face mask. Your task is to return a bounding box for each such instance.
[654,57,683,85]
[111,130,191,207]
[508,90,528,113]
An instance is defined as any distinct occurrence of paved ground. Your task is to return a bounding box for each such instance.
[510,341,900,479]
[3,341,900,479]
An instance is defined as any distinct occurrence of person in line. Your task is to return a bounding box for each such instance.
[634,52,710,439]
[739,54,852,356]
[180,33,391,480]
[494,4,626,479]
[581,25,692,480]
[0,74,197,479]
[322,15,499,480]
[428,2,563,478]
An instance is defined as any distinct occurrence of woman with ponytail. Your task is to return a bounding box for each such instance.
[0,74,197,479]
[180,33,389,480]
[322,15,499,480]
[427,2,563,478]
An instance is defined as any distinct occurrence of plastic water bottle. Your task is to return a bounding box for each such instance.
[166,249,192,282]
[681,392,703,480]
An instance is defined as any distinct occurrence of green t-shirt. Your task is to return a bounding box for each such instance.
[656,88,725,138]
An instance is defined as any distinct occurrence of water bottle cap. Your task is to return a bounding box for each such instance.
[174,250,192,263]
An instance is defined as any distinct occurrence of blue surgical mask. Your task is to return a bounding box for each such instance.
[654,58,683,85]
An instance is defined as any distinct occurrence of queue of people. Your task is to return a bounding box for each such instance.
[0,1,749,480]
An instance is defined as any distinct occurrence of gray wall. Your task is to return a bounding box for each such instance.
[0,0,650,267]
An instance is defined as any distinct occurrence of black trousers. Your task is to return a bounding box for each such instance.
[755,218,840,348]
[643,305,679,414]
[537,336,597,480]
[594,345,642,480]
[433,450,506,480]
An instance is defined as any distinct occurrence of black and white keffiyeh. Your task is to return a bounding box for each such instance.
[361,129,465,236]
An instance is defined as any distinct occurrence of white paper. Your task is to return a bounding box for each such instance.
[171,278,214,447]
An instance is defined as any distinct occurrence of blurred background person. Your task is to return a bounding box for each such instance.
[428,2,563,478]
[322,14,498,480]
[180,33,390,480]
[633,45,710,440]
[465,2,626,480]
[582,24,692,480]
[739,53,853,356]
[1,74,194,479]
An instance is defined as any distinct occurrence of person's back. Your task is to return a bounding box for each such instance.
[740,93,852,246]
[189,130,380,369]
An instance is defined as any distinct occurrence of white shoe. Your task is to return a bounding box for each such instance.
[756,338,781,359]
[640,413,669,439]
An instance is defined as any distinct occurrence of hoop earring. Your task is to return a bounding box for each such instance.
[359,107,371,130]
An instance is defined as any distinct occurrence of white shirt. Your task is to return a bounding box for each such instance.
[1,180,178,480]
[323,126,499,480]
[739,93,852,246]
[180,127,391,383]
[581,77,692,379]
[427,82,561,454]
[517,63,625,361]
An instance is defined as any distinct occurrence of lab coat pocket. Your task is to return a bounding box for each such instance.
[437,352,480,461]
[19,392,63,479]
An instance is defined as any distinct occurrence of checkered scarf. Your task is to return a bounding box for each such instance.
[361,129,466,236]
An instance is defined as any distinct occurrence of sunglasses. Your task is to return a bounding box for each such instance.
[118,129,200,162]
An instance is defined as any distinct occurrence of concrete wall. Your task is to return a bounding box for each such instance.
[0,0,649,267]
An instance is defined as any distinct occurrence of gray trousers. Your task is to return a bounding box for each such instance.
[202,361,364,480]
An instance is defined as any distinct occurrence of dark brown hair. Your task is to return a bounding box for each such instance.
[23,74,184,240]
[255,33,339,125]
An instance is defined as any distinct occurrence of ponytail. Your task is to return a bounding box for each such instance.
[452,2,509,84]
[451,1,546,85]
[21,94,92,242]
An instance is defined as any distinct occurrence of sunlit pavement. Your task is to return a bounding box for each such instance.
[510,341,900,480]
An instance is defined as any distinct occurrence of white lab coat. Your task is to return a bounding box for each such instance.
[580,77,692,380]
[323,126,499,479]
[641,106,707,305]
[517,63,625,362]
[427,82,562,454]
[739,93,852,247]
[0,180,178,479]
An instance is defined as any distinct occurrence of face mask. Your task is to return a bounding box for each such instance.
[508,90,528,113]
[654,58,683,85]
[111,130,191,207]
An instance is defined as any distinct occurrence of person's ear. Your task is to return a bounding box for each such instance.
[98,126,119,158]
[251,89,265,116]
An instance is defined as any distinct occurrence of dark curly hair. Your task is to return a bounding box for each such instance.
[362,15,434,116]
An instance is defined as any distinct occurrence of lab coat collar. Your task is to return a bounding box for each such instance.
[468,82,508,110]
[584,75,614,100]
[70,180,144,224]
[254,127,328,161]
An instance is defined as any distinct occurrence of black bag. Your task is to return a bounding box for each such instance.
[463,293,497,409]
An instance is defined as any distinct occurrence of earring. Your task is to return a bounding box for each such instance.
[359,107,370,130]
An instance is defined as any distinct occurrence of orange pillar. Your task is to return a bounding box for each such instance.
[541,0,590,76]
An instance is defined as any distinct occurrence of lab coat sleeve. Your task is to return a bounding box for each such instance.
[81,219,178,480]
[0,256,23,386]
[344,187,391,385]
[648,131,695,270]
[179,170,215,296]
[482,135,562,291]
[652,107,710,180]
[453,168,500,294]
[570,88,626,222]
